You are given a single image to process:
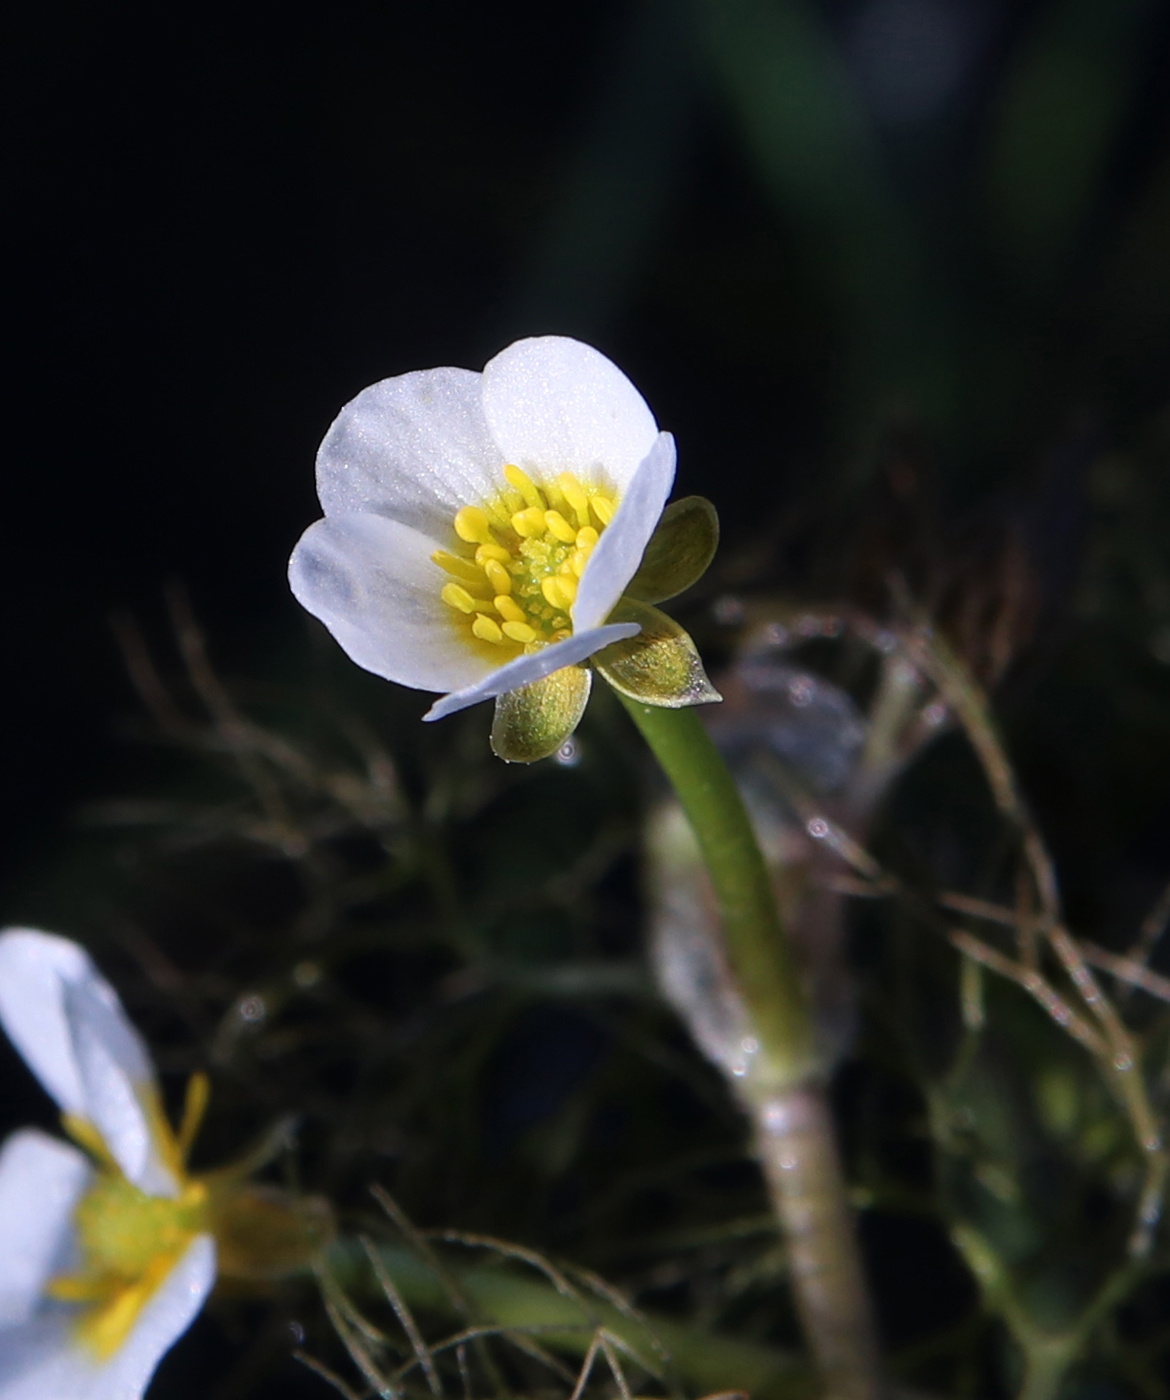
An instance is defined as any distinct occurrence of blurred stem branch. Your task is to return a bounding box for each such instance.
[619,699,878,1400]
[329,1241,814,1400]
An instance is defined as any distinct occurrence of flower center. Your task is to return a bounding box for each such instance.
[432,465,615,657]
[47,1079,211,1360]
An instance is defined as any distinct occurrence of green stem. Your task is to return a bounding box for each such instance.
[621,698,879,1399]
[619,699,816,1090]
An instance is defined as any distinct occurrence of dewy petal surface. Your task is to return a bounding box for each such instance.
[0,1236,215,1400]
[424,622,641,722]
[572,432,677,633]
[481,337,658,493]
[316,367,503,539]
[0,1131,90,1328]
[0,929,175,1198]
[289,513,495,693]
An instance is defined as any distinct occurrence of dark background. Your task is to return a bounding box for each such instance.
[6,0,1170,897]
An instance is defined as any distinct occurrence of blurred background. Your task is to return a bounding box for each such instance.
[6,3,1170,1396]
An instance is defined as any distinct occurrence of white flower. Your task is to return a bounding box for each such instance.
[0,929,215,1400]
[289,335,677,720]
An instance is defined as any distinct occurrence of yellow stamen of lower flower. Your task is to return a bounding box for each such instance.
[434,469,619,657]
[53,1078,215,1361]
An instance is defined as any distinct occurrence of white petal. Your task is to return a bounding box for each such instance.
[0,930,91,1116]
[423,622,641,721]
[0,1132,90,1327]
[316,367,503,540]
[481,337,659,493]
[572,433,677,632]
[63,983,174,1198]
[91,1235,215,1400]
[0,929,175,1198]
[289,513,495,693]
[0,1237,214,1400]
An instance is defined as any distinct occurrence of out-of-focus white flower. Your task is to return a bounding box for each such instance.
[289,335,676,721]
[0,928,215,1400]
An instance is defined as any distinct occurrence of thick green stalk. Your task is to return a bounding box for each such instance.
[620,699,816,1089]
[622,698,879,1400]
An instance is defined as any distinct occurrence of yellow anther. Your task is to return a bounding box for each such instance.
[504,464,546,510]
[471,613,504,644]
[454,506,495,544]
[543,510,577,544]
[441,583,479,614]
[496,595,526,623]
[484,558,512,594]
[502,620,537,643]
[576,526,599,550]
[476,542,511,565]
[431,550,484,584]
[558,473,590,526]
[569,549,588,577]
[590,495,615,526]
[541,574,577,609]
[512,506,547,538]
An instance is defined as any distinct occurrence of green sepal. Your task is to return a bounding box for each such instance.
[626,496,719,604]
[490,665,592,763]
[593,598,721,708]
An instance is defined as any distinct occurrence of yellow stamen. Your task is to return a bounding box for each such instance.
[496,595,526,624]
[63,1115,118,1170]
[558,473,590,527]
[176,1073,210,1165]
[511,506,546,538]
[543,510,577,544]
[541,575,577,610]
[454,506,495,544]
[441,583,479,614]
[484,558,512,594]
[504,463,546,510]
[471,613,504,644]
[441,466,620,655]
[431,550,484,584]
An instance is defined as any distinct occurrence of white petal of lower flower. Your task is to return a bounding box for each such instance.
[0,1236,215,1400]
[572,432,677,632]
[316,367,503,541]
[424,622,641,721]
[0,930,92,1118]
[0,930,176,1198]
[481,337,659,493]
[289,512,495,693]
[63,983,175,1198]
[0,1132,90,1328]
